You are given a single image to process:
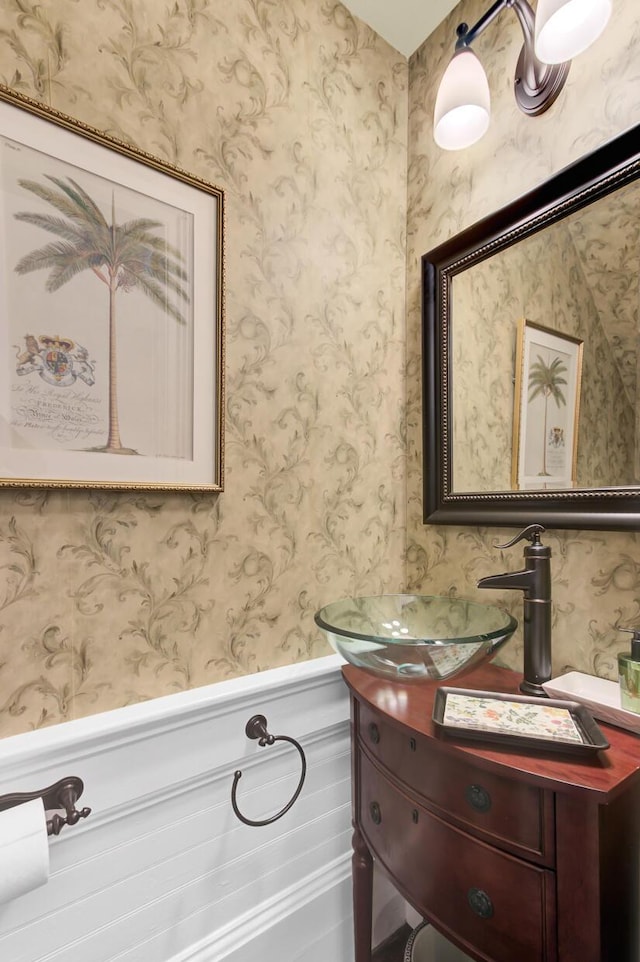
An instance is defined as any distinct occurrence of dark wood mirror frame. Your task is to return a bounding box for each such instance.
[422,124,640,531]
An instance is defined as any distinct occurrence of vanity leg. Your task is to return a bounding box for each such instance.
[557,785,640,962]
[352,824,374,962]
[556,793,605,962]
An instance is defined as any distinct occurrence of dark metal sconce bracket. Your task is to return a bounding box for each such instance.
[231,714,307,827]
[0,776,91,837]
[455,0,570,117]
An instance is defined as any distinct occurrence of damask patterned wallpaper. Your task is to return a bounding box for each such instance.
[0,0,408,735]
[407,0,640,683]
[452,223,633,492]
[1,0,639,738]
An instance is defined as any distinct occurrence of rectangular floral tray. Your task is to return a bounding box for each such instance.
[433,687,609,754]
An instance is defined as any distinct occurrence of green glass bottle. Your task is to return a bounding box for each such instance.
[618,628,640,714]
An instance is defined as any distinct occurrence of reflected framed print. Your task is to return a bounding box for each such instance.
[512,319,582,491]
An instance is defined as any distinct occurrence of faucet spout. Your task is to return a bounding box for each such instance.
[477,525,552,697]
[477,569,536,594]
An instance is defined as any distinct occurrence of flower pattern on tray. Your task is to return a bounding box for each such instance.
[443,693,584,743]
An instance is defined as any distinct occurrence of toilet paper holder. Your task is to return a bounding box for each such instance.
[0,776,91,836]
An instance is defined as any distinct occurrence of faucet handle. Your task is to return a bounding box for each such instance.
[494,524,546,550]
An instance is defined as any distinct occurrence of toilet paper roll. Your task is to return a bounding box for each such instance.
[0,798,50,904]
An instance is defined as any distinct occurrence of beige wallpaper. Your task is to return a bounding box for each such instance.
[451,222,634,492]
[568,181,640,426]
[1,0,639,739]
[0,0,408,735]
[407,0,640,683]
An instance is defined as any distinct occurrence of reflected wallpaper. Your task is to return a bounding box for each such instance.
[451,221,634,493]
[0,0,639,737]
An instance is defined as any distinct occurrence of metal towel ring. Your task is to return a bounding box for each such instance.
[231,714,306,827]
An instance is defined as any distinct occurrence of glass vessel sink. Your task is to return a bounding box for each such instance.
[314,594,517,682]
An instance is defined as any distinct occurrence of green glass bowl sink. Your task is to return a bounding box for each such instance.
[314,594,517,682]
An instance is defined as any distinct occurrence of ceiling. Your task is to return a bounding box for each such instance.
[340,0,459,57]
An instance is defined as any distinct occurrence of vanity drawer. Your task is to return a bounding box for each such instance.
[358,701,553,863]
[359,751,557,962]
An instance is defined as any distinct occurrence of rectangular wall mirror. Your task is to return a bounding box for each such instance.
[422,123,640,530]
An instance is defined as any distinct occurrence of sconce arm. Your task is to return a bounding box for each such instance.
[455,0,510,50]
[454,0,570,116]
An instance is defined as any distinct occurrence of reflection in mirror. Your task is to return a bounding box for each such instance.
[422,123,640,530]
[451,177,639,493]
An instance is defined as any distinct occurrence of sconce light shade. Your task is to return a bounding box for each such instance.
[535,0,611,64]
[434,49,491,151]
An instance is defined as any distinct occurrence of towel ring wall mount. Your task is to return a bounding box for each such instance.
[231,714,307,827]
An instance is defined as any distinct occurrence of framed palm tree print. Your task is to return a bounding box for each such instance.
[0,85,224,491]
[512,319,583,491]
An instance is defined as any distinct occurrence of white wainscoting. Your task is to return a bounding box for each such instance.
[0,655,354,962]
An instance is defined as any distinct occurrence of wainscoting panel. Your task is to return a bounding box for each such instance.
[0,655,353,962]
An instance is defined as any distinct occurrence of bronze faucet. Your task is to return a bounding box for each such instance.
[477,524,551,697]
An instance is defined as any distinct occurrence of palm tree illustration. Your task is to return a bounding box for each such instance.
[527,354,567,476]
[14,175,189,454]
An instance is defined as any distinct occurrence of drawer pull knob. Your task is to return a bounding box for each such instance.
[370,801,382,825]
[412,809,419,824]
[465,784,492,813]
[468,887,494,919]
[369,723,380,744]
[409,737,417,751]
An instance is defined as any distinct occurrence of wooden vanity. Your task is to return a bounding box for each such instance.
[343,663,640,962]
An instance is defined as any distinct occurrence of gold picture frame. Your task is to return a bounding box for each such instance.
[1,85,225,491]
[512,319,583,491]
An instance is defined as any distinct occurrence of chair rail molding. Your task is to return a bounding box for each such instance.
[0,655,353,962]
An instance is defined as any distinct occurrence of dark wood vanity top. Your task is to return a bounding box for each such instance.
[342,662,640,801]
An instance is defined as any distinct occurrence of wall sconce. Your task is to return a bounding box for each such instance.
[434,0,611,150]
